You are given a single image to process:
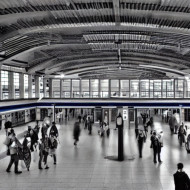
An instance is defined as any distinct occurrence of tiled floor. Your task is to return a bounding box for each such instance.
[0,115,190,190]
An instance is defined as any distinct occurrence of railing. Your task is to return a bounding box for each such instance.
[50,90,190,99]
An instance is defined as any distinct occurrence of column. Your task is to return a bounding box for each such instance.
[43,78,47,98]
[60,79,63,98]
[123,106,129,128]
[19,73,24,99]
[8,71,14,99]
[0,71,2,100]
[49,78,53,98]
[35,75,40,98]
[28,74,32,98]
[98,79,101,98]
[79,79,82,98]
[109,79,111,98]
[89,79,91,98]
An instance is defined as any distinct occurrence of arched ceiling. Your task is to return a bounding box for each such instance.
[1,0,190,79]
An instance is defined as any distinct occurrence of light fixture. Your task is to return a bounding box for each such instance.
[185,75,190,80]
[60,74,65,78]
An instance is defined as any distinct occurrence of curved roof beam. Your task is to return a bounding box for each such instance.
[45,59,186,76]
[58,63,183,77]
[45,55,186,74]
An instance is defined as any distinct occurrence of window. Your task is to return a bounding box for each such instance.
[14,73,19,99]
[120,80,129,97]
[90,79,99,98]
[62,79,71,98]
[175,80,184,98]
[100,79,109,98]
[140,80,149,98]
[81,80,89,98]
[1,70,9,99]
[111,80,119,97]
[32,75,35,98]
[52,79,60,98]
[24,74,29,98]
[163,80,174,98]
[130,80,139,98]
[72,80,80,98]
[39,77,44,98]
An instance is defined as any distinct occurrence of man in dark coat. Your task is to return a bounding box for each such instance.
[150,131,162,163]
[73,121,81,146]
[174,163,190,190]
[49,122,58,138]
[4,120,12,136]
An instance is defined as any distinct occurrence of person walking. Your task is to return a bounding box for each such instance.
[41,123,49,139]
[150,131,162,163]
[147,117,154,134]
[49,133,58,165]
[174,163,190,190]
[73,121,81,146]
[26,126,38,152]
[4,120,12,136]
[6,133,23,174]
[49,122,59,138]
[169,114,177,134]
[137,129,146,158]
[87,117,92,135]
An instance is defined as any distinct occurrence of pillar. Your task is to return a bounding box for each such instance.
[0,70,2,100]
[60,79,63,98]
[109,79,111,98]
[35,75,40,98]
[43,78,47,98]
[28,74,32,98]
[49,78,53,98]
[123,106,129,128]
[19,73,24,99]
[8,71,14,99]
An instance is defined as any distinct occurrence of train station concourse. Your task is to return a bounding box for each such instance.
[1,0,190,190]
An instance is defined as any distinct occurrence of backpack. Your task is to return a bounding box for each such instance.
[152,136,159,147]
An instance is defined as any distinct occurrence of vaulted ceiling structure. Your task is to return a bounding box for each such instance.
[1,0,190,79]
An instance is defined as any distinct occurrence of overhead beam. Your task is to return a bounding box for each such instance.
[113,0,120,25]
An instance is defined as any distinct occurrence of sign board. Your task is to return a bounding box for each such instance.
[123,109,127,120]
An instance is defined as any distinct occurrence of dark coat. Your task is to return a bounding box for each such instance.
[174,171,190,190]
[49,125,59,137]
[73,122,80,141]
[4,121,12,129]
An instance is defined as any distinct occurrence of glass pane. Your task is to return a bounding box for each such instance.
[140,80,149,98]
[120,80,129,97]
[175,79,184,98]
[52,79,60,98]
[81,80,89,98]
[62,79,71,98]
[14,73,19,99]
[39,77,44,98]
[24,74,29,98]
[100,79,109,98]
[130,80,139,98]
[1,70,9,99]
[111,80,119,97]
[91,79,99,98]
[72,80,80,98]
[32,75,35,98]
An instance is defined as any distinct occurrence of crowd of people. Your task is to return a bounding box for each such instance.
[2,110,190,189]
[4,120,59,174]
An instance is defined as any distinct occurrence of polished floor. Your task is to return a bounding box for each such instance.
[0,115,190,190]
